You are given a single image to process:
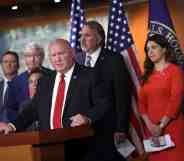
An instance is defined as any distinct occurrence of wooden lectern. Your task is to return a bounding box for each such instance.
[0,125,93,161]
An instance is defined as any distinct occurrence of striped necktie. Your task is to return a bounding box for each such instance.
[85,55,92,67]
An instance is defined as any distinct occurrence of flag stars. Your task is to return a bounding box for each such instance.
[110,23,114,27]
[115,25,120,30]
[113,0,117,4]
[115,32,118,37]
[112,7,116,12]
[122,28,126,32]
[127,38,131,42]
[111,15,115,20]
[72,28,77,32]
[113,48,117,52]
[109,38,113,42]
[117,18,121,22]
[109,30,114,35]
[76,5,80,10]
[74,21,78,25]
[108,46,112,50]
[69,0,85,52]
[71,11,74,16]
[121,35,125,40]
[75,13,79,17]
[71,3,74,9]
[80,16,84,21]
[118,10,122,15]
[71,42,75,47]
[114,40,118,45]
[72,35,76,40]
[120,43,124,47]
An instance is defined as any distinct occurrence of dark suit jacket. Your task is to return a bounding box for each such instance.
[76,48,133,134]
[13,63,123,161]
[5,66,52,122]
[0,80,8,121]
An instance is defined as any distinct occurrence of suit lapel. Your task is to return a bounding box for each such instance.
[0,81,4,98]
[95,48,106,67]
[0,80,4,106]
[64,64,80,109]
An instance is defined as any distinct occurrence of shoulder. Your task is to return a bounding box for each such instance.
[168,63,183,74]
[41,66,53,76]
[75,63,93,76]
[15,71,28,81]
[40,70,56,82]
[101,48,125,63]
[10,71,28,87]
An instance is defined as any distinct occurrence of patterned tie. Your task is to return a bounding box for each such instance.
[85,55,92,67]
[53,74,65,129]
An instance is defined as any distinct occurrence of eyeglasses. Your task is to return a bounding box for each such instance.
[2,60,17,64]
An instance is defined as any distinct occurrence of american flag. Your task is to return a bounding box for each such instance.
[106,0,144,155]
[149,0,184,65]
[69,0,85,53]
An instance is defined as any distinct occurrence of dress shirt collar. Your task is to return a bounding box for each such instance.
[86,47,101,67]
[56,64,75,81]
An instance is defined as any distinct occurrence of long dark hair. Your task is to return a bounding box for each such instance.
[142,34,177,84]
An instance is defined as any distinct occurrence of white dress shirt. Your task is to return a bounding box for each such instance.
[2,77,9,104]
[50,65,75,129]
[85,47,102,68]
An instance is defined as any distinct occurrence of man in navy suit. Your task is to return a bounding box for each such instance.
[0,39,124,161]
[0,51,19,122]
[5,42,52,122]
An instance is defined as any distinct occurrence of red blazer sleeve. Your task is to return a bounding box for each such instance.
[165,67,184,118]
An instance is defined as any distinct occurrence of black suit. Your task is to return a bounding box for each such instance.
[0,80,9,122]
[77,48,133,134]
[5,66,52,122]
[13,63,124,161]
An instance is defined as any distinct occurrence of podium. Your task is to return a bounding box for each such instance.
[0,125,93,161]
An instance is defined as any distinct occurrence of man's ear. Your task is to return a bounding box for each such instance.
[162,48,166,54]
[97,35,102,46]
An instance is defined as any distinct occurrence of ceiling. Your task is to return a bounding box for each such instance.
[0,0,146,19]
[0,0,144,7]
[0,0,47,6]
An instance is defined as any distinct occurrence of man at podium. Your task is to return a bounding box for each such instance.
[0,39,125,161]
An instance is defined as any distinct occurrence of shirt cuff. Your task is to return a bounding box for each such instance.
[8,123,16,132]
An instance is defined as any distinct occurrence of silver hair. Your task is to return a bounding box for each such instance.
[23,42,45,58]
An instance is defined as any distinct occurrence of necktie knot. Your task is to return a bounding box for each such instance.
[60,74,65,82]
[86,55,92,67]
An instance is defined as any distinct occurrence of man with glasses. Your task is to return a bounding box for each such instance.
[5,42,52,122]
